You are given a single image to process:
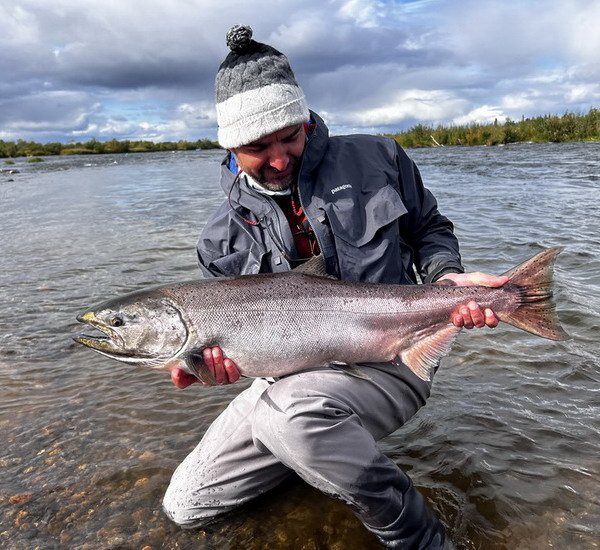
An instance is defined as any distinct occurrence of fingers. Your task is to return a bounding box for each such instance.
[470,273,509,288]
[451,302,500,329]
[170,367,198,389]
[439,272,509,288]
[203,346,225,384]
[484,308,500,328]
[468,301,485,328]
[224,358,241,383]
[170,347,241,388]
[203,346,241,385]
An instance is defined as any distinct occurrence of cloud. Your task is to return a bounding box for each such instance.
[0,0,598,143]
[330,89,469,128]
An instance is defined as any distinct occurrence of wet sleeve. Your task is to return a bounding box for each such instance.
[394,144,464,283]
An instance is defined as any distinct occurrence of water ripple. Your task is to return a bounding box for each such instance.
[1,145,599,548]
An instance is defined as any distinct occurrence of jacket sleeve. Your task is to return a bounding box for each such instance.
[394,144,464,283]
[196,201,267,278]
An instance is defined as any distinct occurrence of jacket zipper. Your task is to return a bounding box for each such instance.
[296,128,327,263]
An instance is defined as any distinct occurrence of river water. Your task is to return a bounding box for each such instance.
[0,142,598,549]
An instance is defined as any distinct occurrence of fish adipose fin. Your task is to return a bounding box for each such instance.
[500,247,569,341]
[399,324,462,382]
[184,350,218,385]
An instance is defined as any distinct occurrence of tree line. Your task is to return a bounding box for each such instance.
[388,108,599,148]
[2,109,598,158]
[0,138,220,158]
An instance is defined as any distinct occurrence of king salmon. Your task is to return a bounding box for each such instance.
[74,247,568,383]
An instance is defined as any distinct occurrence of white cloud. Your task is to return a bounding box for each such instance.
[566,84,600,104]
[453,105,506,126]
[347,89,469,127]
[336,0,385,28]
[501,93,535,112]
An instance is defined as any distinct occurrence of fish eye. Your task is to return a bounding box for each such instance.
[109,315,124,327]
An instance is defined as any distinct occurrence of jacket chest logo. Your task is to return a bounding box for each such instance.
[331,184,352,195]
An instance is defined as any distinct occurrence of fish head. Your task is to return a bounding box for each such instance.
[74,291,189,368]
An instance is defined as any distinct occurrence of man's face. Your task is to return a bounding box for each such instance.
[231,124,306,192]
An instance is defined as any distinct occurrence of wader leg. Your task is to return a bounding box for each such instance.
[162,378,291,527]
[164,365,450,548]
[251,366,449,549]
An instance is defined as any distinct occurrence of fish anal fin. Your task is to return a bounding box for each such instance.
[399,324,462,382]
[184,350,217,385]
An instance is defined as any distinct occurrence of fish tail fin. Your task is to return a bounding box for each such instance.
[499,247,569,341]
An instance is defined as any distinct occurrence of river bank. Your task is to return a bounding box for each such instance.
[3,109,599,159]
[0,138,220,159]
[387,108,599,148]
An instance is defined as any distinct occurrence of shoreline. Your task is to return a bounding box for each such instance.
[385,108,599,148]
[3,138,598,163]
[2,108,598,158]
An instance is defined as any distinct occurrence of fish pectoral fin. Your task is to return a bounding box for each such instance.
[184,350,218,386]
[398,324,462,382]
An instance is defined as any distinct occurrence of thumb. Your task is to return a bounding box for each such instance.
[170,367,197,389]
[469,273,509,287]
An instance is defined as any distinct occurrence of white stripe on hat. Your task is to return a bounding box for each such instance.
[216,83,309,149]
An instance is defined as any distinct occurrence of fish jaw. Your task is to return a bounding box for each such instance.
[74,311,125,354]
[74,311,161,364]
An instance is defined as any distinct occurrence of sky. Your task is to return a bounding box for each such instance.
[1,0,599,143]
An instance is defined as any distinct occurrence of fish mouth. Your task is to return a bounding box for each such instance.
[74,311,167,366]
[73,311,127,356]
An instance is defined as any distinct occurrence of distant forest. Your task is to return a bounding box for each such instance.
[388,108,599,148]
[1,109,599,159]
[0,138,220,159]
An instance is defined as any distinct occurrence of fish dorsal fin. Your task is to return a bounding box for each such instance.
[292,254,336,278]
[398,324,462,381]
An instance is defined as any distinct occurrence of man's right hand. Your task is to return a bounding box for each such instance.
[170,346,241,388]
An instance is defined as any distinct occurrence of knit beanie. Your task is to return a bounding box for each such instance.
[215,25,310,149]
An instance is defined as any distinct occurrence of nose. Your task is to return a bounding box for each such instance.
[268,143,289,172]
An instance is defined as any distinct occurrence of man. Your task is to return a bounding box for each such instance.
[163,25,506,548]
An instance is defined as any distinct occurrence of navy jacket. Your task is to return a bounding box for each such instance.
[197,111,464,284]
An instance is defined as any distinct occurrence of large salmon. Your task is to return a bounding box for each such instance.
[74,247,568,383]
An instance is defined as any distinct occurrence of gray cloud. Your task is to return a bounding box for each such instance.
[1,0,598,143]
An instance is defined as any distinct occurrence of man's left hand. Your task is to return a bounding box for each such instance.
[437,272,509,329]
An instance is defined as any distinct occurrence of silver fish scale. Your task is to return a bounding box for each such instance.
[162,273,518,378]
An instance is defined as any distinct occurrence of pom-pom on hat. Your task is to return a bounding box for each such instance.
[215,25,310,149]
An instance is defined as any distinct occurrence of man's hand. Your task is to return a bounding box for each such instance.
[170,346,241,388]
[437,272,509,329]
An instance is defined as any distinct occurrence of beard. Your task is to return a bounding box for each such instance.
[246,156,300,192]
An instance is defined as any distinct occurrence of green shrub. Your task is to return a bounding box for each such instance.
[386,108,599,147]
